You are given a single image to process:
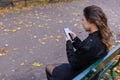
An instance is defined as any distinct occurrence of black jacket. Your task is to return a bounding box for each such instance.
[66,31,107,71]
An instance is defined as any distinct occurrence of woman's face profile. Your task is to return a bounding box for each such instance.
[82,16,91,32]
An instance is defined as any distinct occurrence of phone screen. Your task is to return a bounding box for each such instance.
[64,28,71,39]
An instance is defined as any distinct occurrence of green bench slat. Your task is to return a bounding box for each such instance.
[73,44,120,80]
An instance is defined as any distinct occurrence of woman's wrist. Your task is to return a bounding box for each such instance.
[66,40,73,50]
[73,36,77,41]
[66,40,71,43]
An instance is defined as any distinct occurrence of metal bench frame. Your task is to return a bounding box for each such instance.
[73,44,120,80]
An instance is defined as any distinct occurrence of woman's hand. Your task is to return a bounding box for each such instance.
[66,37,70,41]
[70,32,77,40]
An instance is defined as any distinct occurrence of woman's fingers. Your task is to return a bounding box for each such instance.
[70,32,76,39]
[65,37,69,41]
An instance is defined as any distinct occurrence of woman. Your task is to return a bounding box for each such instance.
[45,5,112,80]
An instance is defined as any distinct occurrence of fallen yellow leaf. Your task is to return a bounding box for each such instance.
[18,20,23,25]
[33,35,37,38]
[32,62,43,67]
[13,48,18,51]
[115,40,120,43]
[55,39,59,42]
[12,29,17,32]
[2,49,8,54]
[50,35,54,38]
[0,54,2,57]
[20,62,25,66]
[58,20,63,24]
[0,53,5,57]
[74,23,78,27]
[42,37,47,40]
[17,27,21,30]
[56,35,62,39]
[4,44,9,47]
[38,25,43,28]
[1,26,5,30]
[40,41,45,45]
[3,29,10,32]
[0,21,3,25]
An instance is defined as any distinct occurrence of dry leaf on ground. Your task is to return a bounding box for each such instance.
[32,62,43,67]
[0,53,5,57]
[2,49,8,54]
[58,20,63,24]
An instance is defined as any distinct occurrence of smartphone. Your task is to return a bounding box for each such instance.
[64,28,72,40]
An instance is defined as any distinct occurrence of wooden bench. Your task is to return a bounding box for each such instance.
[73,44,120,80]
[0,0,27,7]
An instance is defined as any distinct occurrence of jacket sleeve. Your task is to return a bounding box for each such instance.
[72,37,82,49]
[66,39,93,70]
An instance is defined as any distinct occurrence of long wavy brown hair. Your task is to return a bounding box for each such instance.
[83,5,112,52]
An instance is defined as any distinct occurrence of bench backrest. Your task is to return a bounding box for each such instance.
[73,44,120,80]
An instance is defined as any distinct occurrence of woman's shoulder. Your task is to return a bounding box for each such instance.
[82,35,103,50]
[82,37,94,51]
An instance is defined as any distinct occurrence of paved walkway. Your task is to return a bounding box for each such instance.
[0,0,120,80]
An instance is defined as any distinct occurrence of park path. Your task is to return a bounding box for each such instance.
[0,0,120,80]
